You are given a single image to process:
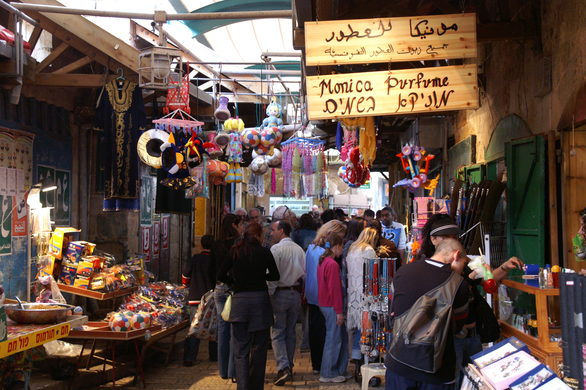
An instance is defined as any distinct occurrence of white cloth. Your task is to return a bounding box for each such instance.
[268,237,306,295]
[345,245,376,330]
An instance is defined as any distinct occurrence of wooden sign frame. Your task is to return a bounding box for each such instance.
[306,64,478,120]
[305,13,477,66]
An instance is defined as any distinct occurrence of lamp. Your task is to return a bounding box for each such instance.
[138,46,182,90]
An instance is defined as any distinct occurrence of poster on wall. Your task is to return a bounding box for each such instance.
[55,169,70,226]
[141,226,151,262]
[152,221,160,260]
[161,215,169,250]
[11,195,27,237]
[0,167,6,195]
[140,176,156,226]
[6,168,16,196]
[0,195,12,255]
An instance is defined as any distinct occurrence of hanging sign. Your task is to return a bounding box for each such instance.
[0,195,12,255]
[11,195,27,237]
[305,13,476,66]
[0,322,71,359]
[306,64,478,120]
[141,226,151,262]
[161,215,169,250]
[152,221,160,260]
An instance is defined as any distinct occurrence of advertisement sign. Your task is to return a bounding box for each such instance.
[141,226,151,262]
[152,221,160,260]
[11,195,27,237]
[0,195,12,255]
[306,64,478,120]
[305,13,476,66]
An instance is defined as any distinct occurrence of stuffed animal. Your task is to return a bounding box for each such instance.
[203,132,223,159]
[161,132,186,175]
[261,99,283,130]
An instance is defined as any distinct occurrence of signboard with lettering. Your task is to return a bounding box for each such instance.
[0,322,70,359]
[305,13,476,66]
[306,64,478,120]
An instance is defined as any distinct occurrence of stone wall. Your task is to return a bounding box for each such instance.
[453,0,586,160]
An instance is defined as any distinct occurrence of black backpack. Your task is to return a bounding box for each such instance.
[472,287,500,343]
[389,271,463,373]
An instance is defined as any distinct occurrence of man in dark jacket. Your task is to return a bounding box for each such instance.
[182,235,216,366]
[385,238,470,390]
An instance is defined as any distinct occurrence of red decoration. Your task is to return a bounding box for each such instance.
[163,72,190,114]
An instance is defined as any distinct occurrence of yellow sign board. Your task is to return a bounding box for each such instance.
[0,322,71,359]
[305,13,476,66]
[306,64,478,120]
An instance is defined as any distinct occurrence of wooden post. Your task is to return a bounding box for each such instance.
[547,131,559,265]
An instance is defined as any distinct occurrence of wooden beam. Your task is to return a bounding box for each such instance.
[36,41,68,72]
[28,26,43,51]
[131,21,264,97]
[293,27,304,50]
[34,73,105,87]
[53,56,92,74]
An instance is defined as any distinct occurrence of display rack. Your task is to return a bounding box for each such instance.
[57,283,137,300]
[360,257,397,361]
[496,278,563,375]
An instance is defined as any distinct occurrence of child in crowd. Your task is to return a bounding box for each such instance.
[182,235,217,366]
[317,234,348,383]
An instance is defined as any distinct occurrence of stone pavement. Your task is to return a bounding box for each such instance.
[95,328,386,389]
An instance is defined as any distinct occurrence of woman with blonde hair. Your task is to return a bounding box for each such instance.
[345,227,379,381]
[305,220,347,373]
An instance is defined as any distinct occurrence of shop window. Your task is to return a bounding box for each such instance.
[269,197,312,216]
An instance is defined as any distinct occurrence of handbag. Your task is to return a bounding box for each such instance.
[221,293,232,322]
[473,288,500,343]
[188,289,217,341]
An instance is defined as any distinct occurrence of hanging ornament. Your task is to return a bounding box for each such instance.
[214,96,231,121]
[250,156,269,175]
[260,98,284,130]
[241,128,260,149]
[137,129,169,169]
[394,144,435,191]
[266,148,282,167]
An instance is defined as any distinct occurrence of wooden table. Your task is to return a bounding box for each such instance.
[0,315,88,359]
[57,283,137,300]
[66,320,189,388]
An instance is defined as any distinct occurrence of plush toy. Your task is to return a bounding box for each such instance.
[161,132,186,175]
[207,159,229,185]
[203,132,223,159]
[345,147,369,186]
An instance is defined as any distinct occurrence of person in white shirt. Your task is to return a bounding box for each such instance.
[269,220,306,386]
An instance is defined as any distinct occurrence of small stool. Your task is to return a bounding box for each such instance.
[361,363,386,390]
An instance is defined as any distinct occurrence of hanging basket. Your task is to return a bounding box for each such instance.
[163,72,190,115]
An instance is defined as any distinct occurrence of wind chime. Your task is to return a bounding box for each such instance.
[361,257,397,360]
[281,137,327,199]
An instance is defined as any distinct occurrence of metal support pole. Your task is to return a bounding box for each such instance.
[0,1,38,26]
[11,3,292,21]
[190,76,300,84]
[261,52,302,58]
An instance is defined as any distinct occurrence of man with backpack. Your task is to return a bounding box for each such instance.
[386,238,471,390]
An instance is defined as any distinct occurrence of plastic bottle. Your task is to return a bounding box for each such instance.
[545,265,553,288]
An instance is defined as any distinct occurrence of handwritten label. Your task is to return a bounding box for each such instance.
[305,13,476,66]
[306,64,478,120]
[0,323,70,359]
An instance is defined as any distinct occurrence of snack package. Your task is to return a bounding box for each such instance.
[58,265,78,285]
[49,227,81,260]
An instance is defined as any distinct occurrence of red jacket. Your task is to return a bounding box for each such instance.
[317,256,343,314]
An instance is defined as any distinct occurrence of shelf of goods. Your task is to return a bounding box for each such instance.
[0,315,88,359]
[496,278,563,374]
[57,283,137,300]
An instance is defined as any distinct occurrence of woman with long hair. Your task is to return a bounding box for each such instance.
[211,214,244,380]
[317,234,348,383]
[345,228,379,381]
[305,220,347,373]
[342,218,365,260]
[217,223,280,390]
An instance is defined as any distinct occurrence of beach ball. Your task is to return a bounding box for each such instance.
[273,128,283,145]
[266,148,282,167]
[338,166,347,180]
[129,312,152,330]
[260,128,277,147]
[254,144,272,156]
[109,311,133,331]
[250,156,269,175]
[241,129,260,148]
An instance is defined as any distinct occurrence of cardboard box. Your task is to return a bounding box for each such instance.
[58,265,78,285]
[73,276,90,289]
[49,228,81,260]
[76,261,94,278]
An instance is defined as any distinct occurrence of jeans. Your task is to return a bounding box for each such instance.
[214,285,235,378]
[308,304,326,371]
[319,306,349,378]
[270,289,301,371]
[386,371,456,390]
[232,322,270,390]
[349,327,362,360]
[454,334,482,389]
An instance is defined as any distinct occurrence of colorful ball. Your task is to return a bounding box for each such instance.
[241,129,260,148]
[260,128,277,147]
[267,148,282,167]
[250,156,269,175]
[273,128,283,145]
[254,144,272,156]
[338,166,347,180]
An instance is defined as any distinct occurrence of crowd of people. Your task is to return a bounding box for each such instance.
[181,205,524,390]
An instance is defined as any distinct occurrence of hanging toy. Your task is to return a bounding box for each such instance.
[184,134,207,175]
[250,156,269,176]
[255,143,273,156]
[241,128,260,149]
[260,127,278,148]
[203,132,224,159]
[207,159,229,185]
[345,146,369,187]
[394,144,435,191]
[214,96,231,121]
[224,117,244,183]
[260,98,284,130]
[161,132,186,175]
[266,148,282,167]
